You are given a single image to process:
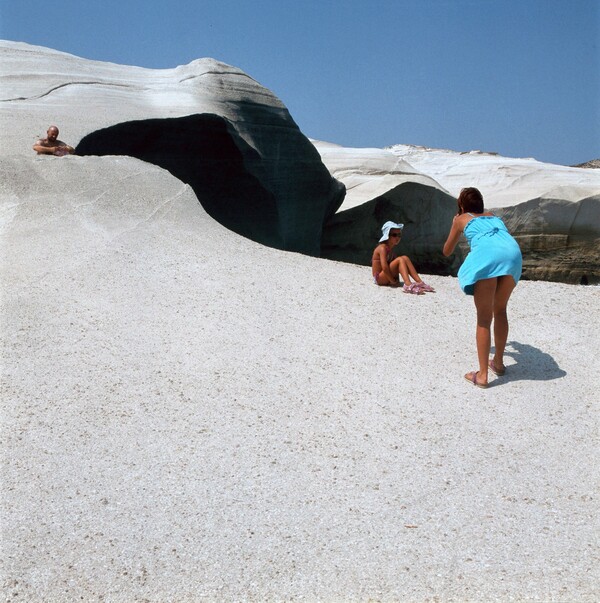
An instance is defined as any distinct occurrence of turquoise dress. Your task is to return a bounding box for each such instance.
[458,215,522,295]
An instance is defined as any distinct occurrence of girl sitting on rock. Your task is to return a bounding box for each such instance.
[372,221,435,294]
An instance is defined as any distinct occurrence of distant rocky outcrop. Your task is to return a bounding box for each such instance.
[572,159,600,169]
[0,41,344,255]
[386,145,600,285]
[388,144,600,208]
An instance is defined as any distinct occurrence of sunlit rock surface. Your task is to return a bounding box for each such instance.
[0,40,343,254]
[388,144,600,208]
[495,192,600,284]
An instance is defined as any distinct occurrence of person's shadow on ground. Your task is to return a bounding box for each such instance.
[492,340,566,384]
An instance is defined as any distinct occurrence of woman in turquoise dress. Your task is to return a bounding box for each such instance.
[443,187,522,388]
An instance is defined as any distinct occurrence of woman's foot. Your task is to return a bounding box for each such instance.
[488,358,506,376]
[403,283,425,295]
[464,371,488,388]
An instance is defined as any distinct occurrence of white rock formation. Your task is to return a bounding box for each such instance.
[312,140,448,210]
[0,40,343,254]
[388,144,600,208]
[388,145,600,284]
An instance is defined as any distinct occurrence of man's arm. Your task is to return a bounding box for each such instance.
[54,143,75,155]
[33,140,75,155]
[33,140,55,155]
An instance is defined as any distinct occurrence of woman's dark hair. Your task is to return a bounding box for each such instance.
[457,187,484,214]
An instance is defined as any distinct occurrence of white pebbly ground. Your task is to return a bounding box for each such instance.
[1,155,599,602]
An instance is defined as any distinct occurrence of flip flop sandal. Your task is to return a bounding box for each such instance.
[488,359,506,376]
[417,282,435,292]
[464,371,488,389]
[403,284,424,295]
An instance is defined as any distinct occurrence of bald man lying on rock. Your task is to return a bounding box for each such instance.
[33,125,75,156]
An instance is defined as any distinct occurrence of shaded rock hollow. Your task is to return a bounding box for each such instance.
[322,182,458,275]
[77,115,271,250]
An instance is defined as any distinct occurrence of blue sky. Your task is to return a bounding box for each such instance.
[2,0,598,165]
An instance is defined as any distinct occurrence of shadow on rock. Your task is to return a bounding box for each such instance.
[498,341,567,382]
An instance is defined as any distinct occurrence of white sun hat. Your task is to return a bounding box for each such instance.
[379,221,404,242]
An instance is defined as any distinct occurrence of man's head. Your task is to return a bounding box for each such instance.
[47,126,59,142]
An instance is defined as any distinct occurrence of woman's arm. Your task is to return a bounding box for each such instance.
[443,215,465,256]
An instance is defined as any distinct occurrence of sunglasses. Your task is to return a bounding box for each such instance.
[389,232,402,238]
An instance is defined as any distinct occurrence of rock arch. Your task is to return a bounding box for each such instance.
[77,114,345,255]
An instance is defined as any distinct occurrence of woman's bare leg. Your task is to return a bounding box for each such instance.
[472,277,498,385]
[491,275,516,371]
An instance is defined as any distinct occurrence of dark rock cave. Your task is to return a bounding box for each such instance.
[76,114,284,249]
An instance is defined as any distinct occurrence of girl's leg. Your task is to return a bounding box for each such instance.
[472,277,498,385]
[491,275,516,371]
[376,260,401,286]
[399,256,435,291]
[398,255,422,284]
[390,257,409,284]
[376,271,398,286]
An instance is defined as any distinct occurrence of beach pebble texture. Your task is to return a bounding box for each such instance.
[1,40,599,602]
[1,153,599,602]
